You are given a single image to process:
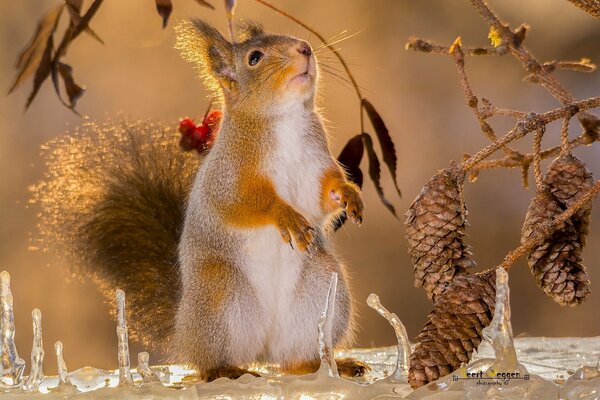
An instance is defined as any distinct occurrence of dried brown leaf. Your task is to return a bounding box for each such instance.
[337,134,364,188]
[363,132,396,216]
[155,0,173,29]
[9,4,64,95]
[362,99,402,197]
[57,62,85,109]
[224,0,236,16]
[65,1,104,44]
[194,0,215,9]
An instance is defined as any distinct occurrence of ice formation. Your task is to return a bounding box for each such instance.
[22,309,44,392]
[317,272,339,377]
[367,293,410,382]
[0,271,25,388]
[0,268,598,399]
[115,289,133,386]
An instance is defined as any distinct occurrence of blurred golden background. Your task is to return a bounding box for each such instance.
[1,0,600,374]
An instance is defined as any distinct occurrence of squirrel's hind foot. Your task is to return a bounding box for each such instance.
[336,357,371,378]
[201,366,260,382]
[284,357,370,378]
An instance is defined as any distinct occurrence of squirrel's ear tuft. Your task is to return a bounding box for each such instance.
[237,20,264,42]
[176,19,236,93]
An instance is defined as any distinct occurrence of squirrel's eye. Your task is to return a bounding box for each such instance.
[248,50,264,66]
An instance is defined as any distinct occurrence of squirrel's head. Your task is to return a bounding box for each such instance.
[176,19,317,114]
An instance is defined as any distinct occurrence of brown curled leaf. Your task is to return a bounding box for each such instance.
[194,0,215,9]
[57,62,86,109]
[362,132,396,216]
[337,134,364,188]
[65,0,104,44]
[155,0,173,28]
[26,34,56,110]
[224,0,237,16]
[334,134,365,231]
[362,99,402,197]
[9,4,64,97]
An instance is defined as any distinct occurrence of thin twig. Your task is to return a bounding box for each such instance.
[461,97,600,171]
[450,39,519,157]
[406,37,507,56]
[560,116,571,156]
[468,0,599,128]
[532,127,544,191]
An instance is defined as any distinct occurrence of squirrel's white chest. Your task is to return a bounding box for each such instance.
[263,114,327,223]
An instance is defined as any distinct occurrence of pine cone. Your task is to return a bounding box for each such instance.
[521,189,591,306]
[566,0,600,18]
[405,165,476,299]
[408,270,496,389]
[545,154,593,246]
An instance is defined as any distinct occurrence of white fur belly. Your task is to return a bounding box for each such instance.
[240,226,308,362]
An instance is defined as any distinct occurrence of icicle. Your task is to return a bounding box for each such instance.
[55,341,73,387]
[367,293,410,382]
[0,271,25,388]
[136,352,160,383]
[317,272,339,377]
[23,309,44,392]
[116,289,133,386]
[481,267,518,369]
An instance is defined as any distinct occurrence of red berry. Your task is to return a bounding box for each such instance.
[179,118,196,135]
[194,125,210,141]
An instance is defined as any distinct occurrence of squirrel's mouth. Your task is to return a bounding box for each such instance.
[291,63,314,83]
[288,57,316,89]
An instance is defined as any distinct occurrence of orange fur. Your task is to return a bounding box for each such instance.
[320,168,364,223]
[220,172,314,251]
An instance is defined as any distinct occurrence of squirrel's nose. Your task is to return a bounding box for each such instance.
[297,42,312,57]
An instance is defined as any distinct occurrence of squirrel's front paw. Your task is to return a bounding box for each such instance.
[330,185,363,225]
[278,210,313,252]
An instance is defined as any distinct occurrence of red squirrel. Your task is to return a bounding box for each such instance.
[35,19,367,381]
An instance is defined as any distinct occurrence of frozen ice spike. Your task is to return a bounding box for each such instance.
[0,271,25,388]
[367,293,410,382]
[23,309,44,392]
[116,289,133,385]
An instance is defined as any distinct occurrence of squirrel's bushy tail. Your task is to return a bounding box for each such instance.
[33,117,200,349]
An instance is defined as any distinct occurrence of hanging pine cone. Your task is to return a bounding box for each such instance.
[408,270,496,389]
[521,189,591,306]
[405,164,476,299]
[545,154,594,246]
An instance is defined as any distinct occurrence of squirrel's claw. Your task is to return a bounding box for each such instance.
[331,185,364,225]
[278,211,314,252]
